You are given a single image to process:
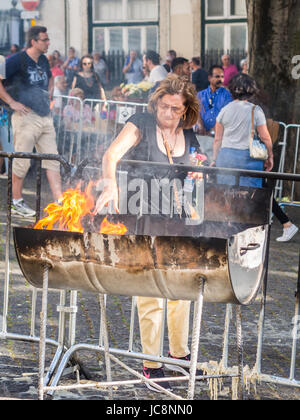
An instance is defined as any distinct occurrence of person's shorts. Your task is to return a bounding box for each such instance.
[11,110,60,178]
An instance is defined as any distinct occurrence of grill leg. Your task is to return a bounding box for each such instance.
[236,305,244,400]
[99,294,113,399]
[38,265,49,400]
[187,277,205,400]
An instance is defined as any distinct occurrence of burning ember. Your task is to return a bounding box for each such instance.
[34,182,127,235]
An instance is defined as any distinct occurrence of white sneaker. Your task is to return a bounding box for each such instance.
[11,199,36,217]
[276,224,298,242]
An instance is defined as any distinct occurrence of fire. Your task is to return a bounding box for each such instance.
[99,217,127,235]
[34,182,95,232]
[34,181,127,235]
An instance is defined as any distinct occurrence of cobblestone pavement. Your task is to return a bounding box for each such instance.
[0,171,300,401]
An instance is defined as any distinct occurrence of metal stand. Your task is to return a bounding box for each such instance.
[37,275,241,400]
[38,265,49,401]
[235,305,244,400]
[36,268,246,400]
[187,278,205,399]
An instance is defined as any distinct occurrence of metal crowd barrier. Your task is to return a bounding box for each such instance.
[52,95,147,167]
[34,164,300,400]
[52,98,300,208]
[0,153,72,367]
[274,123,300,209]
[0,153,300,400]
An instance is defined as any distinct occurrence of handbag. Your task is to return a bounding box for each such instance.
[249,105,268,160]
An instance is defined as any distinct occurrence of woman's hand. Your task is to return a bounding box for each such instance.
[264,156,273,172]
[93,182,119,215]
[257,125,273,172]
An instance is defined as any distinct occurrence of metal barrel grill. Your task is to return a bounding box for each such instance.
[13,181,272,305]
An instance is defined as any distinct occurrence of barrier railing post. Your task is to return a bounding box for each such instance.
[99,293,113,399]
[221,304,232,370]
[290,125,300,202]
[187,277,205,400]
[2,156,12,335]
[128,296,136,352]
[274,122,288,201]
[275,123,300,205]
[38,264,50,401]
[289,251,300,381]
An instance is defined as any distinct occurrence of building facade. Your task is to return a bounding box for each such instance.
[1,0,247,63]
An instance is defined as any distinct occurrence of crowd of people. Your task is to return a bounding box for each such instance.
[0,26,297,239]
[0,25,298,394]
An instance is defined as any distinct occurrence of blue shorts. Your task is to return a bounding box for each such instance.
[216,147,264,188]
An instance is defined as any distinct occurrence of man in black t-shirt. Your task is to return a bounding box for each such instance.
[0,26,62,217]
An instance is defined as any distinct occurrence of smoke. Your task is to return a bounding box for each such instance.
[93,170,202,224]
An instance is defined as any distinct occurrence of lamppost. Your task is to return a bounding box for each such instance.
[10,0,21,47]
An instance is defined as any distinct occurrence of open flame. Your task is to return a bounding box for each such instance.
[99,216,127,235]
[34,181,127,235]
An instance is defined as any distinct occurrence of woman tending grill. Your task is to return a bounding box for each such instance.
[94,74,203,392]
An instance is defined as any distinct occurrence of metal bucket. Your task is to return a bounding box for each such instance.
[14,225,269,305]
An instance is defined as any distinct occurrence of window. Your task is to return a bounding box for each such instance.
[230,0,247,16]
[230,25,246,49]
[109,28,123,52]
[93,0,158,22]
[93,26,158,53]
[205,23,247,50]
[92,0,159,53]
[128,28,141,51]
[206,0,247,18]
[127,0,158,20]
[207,0,224,17]
[146,26,157,51]
[94,0,122,21]
[204,0,247,51]
[206,25,224,50]
[94,28,105,53]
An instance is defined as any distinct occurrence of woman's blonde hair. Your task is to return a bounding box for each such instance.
[148,74,199,129]
[69,88,84,98]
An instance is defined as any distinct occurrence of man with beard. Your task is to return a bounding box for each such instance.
[196,65,232,160]
[171,57,191,78]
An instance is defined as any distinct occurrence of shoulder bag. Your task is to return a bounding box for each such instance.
[249,104,268,160]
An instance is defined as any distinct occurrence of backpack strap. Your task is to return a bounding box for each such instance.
[251,104,256,138]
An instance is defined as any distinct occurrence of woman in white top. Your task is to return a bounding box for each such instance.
[212,73,273,187]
